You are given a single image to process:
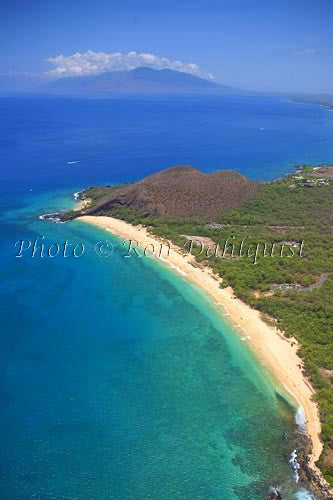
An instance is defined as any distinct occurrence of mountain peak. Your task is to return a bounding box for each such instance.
[40,67,247,96]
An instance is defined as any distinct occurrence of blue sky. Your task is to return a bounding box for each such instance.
[1,0,332,92]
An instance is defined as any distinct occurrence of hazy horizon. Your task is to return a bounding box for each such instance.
[1,0,332,94]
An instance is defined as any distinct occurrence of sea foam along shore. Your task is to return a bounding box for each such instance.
[77,215,323,473]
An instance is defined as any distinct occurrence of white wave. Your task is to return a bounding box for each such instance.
[67,160,80,165]
[157,256,187,276]
[39,212,58,220]
[39,213,64,224]
[289,449,301,483]
[294,488,317,500]
[295,407,307,432]
[268,486,282,498]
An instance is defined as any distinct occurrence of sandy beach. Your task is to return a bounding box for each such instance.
[78,214,322,469]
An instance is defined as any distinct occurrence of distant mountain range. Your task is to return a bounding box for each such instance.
[1,69,332,100]
[39,67,248,96]
[291,95,333,110]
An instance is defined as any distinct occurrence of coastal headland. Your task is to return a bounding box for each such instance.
[46,163,333,497]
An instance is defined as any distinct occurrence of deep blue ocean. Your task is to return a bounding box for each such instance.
[1,95,331,499]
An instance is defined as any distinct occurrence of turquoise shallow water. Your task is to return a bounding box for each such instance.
[0,190,313,499]
[0,95,326,499]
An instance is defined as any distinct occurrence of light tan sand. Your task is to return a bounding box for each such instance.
[74,198,91,212]
[78,215,323,469]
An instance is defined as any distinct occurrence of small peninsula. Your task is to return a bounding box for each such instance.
[52,164,333,497]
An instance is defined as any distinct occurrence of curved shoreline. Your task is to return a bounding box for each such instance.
[77,215,323,477]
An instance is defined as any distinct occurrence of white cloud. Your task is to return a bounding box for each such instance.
[292,48,317,56]
[46,50,214,80]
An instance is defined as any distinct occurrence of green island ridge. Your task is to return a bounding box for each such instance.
[291,96,333,111]
[59,164,333,489]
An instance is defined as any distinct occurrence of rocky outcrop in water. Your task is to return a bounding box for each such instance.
[296,436,333,499]
[266,488,283,499]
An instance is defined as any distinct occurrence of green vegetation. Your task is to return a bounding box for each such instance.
[302,165,315,173]
[83,184,128,203]
[89,175,333,483]
[82,186,112,203]
[66,167,333,484]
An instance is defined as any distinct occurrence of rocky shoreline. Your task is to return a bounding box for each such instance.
[39,189,91,223]
[297,443,333,499]
[265,433,333,499]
